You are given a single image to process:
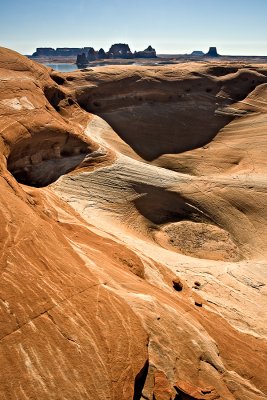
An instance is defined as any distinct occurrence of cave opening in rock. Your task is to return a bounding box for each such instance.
[7,132,89,187]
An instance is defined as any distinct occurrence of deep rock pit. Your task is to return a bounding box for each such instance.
[7,131,89,187]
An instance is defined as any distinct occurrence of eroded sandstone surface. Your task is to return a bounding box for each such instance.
[0,47,267,400]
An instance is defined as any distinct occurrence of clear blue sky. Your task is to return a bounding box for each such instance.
[1,0,267,55]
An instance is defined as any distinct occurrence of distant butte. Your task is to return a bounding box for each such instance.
[191,50,205,56]
[205,47,220,57]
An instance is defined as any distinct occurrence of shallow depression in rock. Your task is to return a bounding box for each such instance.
[7,131,89,187]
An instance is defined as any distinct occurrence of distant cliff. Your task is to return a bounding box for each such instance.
[31,45,157,62]
[32,47,90,57]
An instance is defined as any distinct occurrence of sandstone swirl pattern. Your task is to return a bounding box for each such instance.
[0,47,266,400]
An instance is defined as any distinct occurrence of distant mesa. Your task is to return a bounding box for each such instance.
[32,47,86,57]
[205,47,220,57]
[32,47,56,57]
[191,50,205,56]
[189,47,219,58]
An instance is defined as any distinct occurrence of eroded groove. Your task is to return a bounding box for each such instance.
[174,385,220,400]
[133,360,149,400]
[44,85,66,111]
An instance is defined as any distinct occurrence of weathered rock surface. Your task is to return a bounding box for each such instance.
[0,46,267,400]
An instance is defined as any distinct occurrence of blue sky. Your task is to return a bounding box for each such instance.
[1,0,267,55]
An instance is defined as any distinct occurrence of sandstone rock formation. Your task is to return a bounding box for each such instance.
[191,50,205,56]
[76,52,88,67]
[0,46,267,400]
[32,47,92,57]
[76,44,158,66]
[205,47,220,57]
[32,47,56,57]
[87,47,97,61]
[134,45,157,58]
[108,43,133,58]
[97,48,106,59]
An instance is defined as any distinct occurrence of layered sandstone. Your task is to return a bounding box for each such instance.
[0,46,267,400]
